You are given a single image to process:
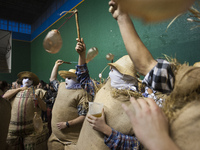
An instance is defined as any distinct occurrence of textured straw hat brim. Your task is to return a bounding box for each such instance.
[108,55,137,78]
[17,71,39,86]
[58,70,77,79]
[193,62,200,67]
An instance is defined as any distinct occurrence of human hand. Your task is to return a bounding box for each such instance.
[19,86,28,91]
[56,122,67,130]
[108,0,124,20]
[86,109,112,136]
[55,59,63,66]
[122,97,169,149]
[75,38,86,55]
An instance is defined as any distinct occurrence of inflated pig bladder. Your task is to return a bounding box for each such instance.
[117,0,196,23]
[43,29,63,54]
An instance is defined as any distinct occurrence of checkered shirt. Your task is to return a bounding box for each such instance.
[143,59,174,94]
[104,128,141,150]
[76,63,96,100]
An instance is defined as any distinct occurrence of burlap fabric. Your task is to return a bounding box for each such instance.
[163,65,200,120]
[172,64,200,96]
[8,88,46,136]
[170,100,200,150]
[6,123,49,150]
[0,97,11,150]
[162,65,200,150]
[48,82,91,150]
[77,79,134,150]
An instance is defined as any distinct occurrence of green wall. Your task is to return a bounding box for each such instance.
[0,40,31,83]
[1,0,200,84]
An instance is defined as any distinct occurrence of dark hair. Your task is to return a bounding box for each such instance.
[40,80,47,89]
[0,80,8,91]
[16,78,22,85]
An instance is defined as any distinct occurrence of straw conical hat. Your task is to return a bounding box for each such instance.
[17,71,39,86]
[108,55,137,78]
[58,69,77,79]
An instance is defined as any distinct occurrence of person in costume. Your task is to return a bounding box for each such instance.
[75,38,141,150]
[108,2,200,149]
[3,71,47,150]
[109,0,176,94]
[47,60,92,150]
[123,64,200,150]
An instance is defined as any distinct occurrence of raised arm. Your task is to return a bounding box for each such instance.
[3,86,28,100]
[49,59,63,82]
[75,38,86,65]
[109,1,157,76]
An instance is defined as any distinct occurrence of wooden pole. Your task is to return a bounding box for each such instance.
[75,9,80,41]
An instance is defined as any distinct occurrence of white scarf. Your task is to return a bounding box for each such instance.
[109,68,138,91]
[65,77,78,89]
[22,78,33,87]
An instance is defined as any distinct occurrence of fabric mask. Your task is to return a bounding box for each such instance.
[22,78,33,87]
[109,68,138,91]
[65,77,78,89]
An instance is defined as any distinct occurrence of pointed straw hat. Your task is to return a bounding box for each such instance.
[17,71,40,86]
[58,69,77,79]
[108,55,137,78]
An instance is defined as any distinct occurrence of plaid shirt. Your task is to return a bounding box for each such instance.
[143,59,174,94]
[76,63,96,100]
[50,80,87,116]
[104,128,141,150]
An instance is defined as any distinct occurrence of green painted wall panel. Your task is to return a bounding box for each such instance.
[1,0,200,85]
[0,40,31,83]
[31,0,200,83]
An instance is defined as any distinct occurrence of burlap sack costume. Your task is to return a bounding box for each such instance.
[7,123,49,150]
[77,55,140,150]
[162,65,200,150]
[48,81,92,150]
[77,79,135,150]
[0,97,11,150]
[6,71,48,150]
[7,88,46,136]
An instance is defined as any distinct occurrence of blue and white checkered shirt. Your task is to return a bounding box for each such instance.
[104,128,142,150]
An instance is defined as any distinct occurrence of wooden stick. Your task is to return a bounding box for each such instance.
[63,61,71,64]
[109,6,114,13]
[75,9,81,41]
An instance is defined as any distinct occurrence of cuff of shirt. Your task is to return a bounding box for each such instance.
[76,63,87,71]
[104,128,116,144]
